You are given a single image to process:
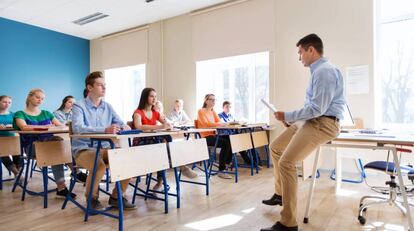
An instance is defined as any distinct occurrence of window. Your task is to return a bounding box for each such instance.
[377,0,414,128]
[105,64,145,122]
[196,52,269,123]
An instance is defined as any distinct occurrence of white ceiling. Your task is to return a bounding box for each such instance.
[0,0,229,40]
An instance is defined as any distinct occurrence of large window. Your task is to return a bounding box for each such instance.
[105,64,145,122]
[377,0,414,128]
[196,52,269,123]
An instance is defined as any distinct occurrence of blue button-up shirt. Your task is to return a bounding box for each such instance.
[71,96,124,156]
[284,58,346,123]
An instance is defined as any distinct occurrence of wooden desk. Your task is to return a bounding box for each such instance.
[304,132,414,230]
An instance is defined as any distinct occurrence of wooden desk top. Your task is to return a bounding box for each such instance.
[16,127,69,135]
[71,128,215,140]
[334,132,414,145]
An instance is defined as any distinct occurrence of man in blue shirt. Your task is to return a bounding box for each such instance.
[261,34,345,231]
[72,71,136,210]
[218,101,235,122]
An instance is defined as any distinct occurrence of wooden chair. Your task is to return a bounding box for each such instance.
[169,138,210,201]
[0,135,21,190]
[32,140,72,208]
[251,131,270,169]
[226,133,254,183]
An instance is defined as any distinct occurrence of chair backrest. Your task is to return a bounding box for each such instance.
[251,131,268,148]
[127,121,134,129]
[0,136,21,157]
[107,143,170,182]
[194,119,199,129]
[229,133,253,153]
[169,138,209,168]
[34,140,72,167]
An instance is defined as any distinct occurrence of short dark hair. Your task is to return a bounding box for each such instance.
[296,33,323,55]
[222,101,231,108]
[137,87,156,110]
[84,71,103,98]
[58,95,74,111]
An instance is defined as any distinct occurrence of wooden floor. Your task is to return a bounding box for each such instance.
[0,166,412,231]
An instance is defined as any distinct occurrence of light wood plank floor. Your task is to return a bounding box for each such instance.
[0,166,412,231]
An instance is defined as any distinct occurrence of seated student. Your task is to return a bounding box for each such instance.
[14,89,75,198]
[71,71,136,210]
[218,101,259,166]
[0,95,21,178]
[153,100,172,124]
[53,95,87,183]
[132,88,197,191]
[53,95,75,125]
[218,101,235,122]
[197,94,233,179]
[167,99,191,126]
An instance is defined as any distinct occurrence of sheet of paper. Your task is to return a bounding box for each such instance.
[346,65,369,95]
[261,98,278,112]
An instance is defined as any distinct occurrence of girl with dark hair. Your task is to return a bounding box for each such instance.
[53,95,75,124]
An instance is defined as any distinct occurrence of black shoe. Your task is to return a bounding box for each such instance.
[260,222,298,231]
[56,188,77,199]
[108,196,137,210]
[76,171,87,183]
[262,194,282,206]
[90,198,103,210]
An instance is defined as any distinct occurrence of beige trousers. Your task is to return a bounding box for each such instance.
[270,117,339,226]
[75,149,130,199]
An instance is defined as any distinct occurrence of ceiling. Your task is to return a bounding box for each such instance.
[0,0,229,40]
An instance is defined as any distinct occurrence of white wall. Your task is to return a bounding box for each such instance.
[90,0,377,171]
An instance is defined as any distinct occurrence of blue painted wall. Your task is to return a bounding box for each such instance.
[0,17,89,112]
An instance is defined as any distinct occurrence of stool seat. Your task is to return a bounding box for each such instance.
[364,161,414,175]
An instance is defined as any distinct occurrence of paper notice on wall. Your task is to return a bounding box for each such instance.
[346,65,369,95]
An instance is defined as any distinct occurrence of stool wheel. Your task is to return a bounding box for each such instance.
[358,215,366,225]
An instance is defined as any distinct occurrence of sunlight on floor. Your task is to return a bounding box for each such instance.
[241,207,255,214]
[335,188,358,197]
[363,221,405,231]
[185,214,243,231]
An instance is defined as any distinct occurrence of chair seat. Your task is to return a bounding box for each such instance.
[364,161,414,175]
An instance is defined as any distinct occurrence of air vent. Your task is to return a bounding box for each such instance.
[72,12,109,26]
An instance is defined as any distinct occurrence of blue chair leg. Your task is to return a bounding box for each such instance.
[84,142,102,222]
[248,151,254,176]
[116,181,124,231]
[30,159,36,178]
[42,166,48,208]
[105,169,110,192]
[162,170,168,214]
[62,171,76,210]
[173,167,180,209]
[264,145,270,168]
[233,154,239,183]
[21,157,31,201]
[203,160,209,196]
[132,176,140,205]
[330,158,365,183]
[254,149,260,174]
[144,173,152,201]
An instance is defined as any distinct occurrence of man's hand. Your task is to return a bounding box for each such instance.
[274,111,285,121]
[274,111,290,127]
[105,124,121,134]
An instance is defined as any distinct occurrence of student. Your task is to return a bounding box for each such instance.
[197,94,233,179]
[132,88,197,191]
[71,71,136,210]
[153,100,172,124]
[53,95,75,124]
[260,34,345,231]
[218,101,235,122]
[14,89,76,198]
[167,99,191,125]
[0,95,21,178]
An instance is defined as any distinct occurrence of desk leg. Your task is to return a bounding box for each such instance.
[116,181,124,231]
[84,141,102,222]
[304,147,320,224]
[335,148,342,193]
[392,148,414,231]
